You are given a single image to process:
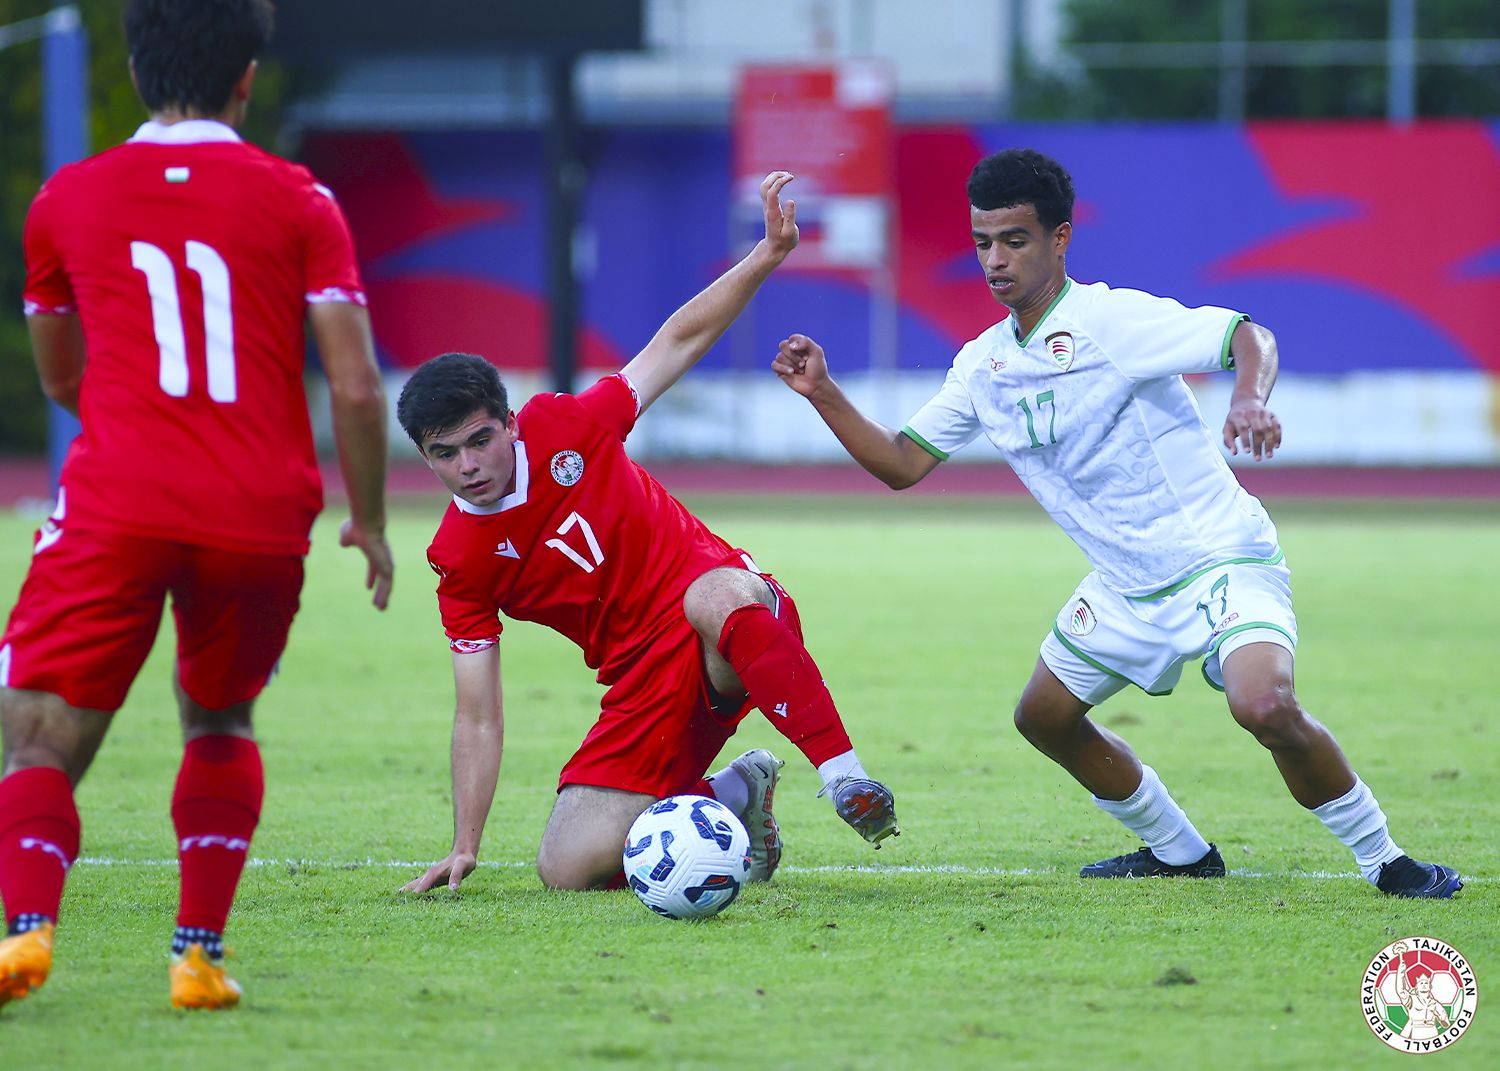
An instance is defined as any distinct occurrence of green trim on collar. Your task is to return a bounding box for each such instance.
[1013,278,1073,347]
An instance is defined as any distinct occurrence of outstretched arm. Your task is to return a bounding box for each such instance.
[1222,320,1282,461]
[620,171,799,415]
[401,646,505,892]
[772,333,941,490]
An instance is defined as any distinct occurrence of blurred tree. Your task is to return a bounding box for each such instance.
[1021,0,1500,120]
[0,0,282,453]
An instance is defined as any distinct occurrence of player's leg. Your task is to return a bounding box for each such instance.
[1219,640,1460,898]
[684,565,898,846]
[536,785,657,890]
[165,546,302,1008]
[0,526,170,1007]
[1030,605,1220,877]
[0,691,108,1007]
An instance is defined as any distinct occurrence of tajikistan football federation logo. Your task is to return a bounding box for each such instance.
[550,450,585,486]
[1044,331,1075,372]
[1362,936,1476,1053]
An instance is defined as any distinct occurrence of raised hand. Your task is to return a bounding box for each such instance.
[760,171,799,261]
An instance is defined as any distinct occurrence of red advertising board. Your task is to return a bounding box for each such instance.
[734,62,894,268]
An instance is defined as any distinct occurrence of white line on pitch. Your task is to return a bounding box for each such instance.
[73,857,1492,882]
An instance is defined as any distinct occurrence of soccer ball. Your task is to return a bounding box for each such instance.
[623,794,751,920]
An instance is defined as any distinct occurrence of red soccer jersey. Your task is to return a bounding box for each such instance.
[22,120,366,555]
[427,374,745,683]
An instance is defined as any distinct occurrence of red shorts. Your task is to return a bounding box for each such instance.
[0,523,304,712]
[558,572,803,797]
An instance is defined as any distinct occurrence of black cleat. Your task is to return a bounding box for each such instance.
[1080,843,1225,879]
[1375,856,1462,899]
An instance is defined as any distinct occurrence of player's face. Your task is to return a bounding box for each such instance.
[419,408,519,508]
[970,203,1070,312]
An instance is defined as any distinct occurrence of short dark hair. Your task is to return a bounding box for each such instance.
[397,353,511,447]
[125,0,275,115]
[966,149,1075,231]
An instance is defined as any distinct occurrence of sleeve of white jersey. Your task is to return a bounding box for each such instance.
[900,362,981,462]
[1090,287,1248,381]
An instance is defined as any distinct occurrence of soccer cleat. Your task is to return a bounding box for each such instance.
[825,777,900,847]
[0,922,55,1009]
[728,748,784,882]
[1376,856,1463,899]
[1080,843,1226,879]
[170,943,242,1010]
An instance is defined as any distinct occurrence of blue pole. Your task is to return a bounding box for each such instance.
[41,5,86,492]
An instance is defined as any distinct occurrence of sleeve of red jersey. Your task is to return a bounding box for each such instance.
[430,551,504,654]
[300,180,368,308]
[573,374,642,441]
[21,181,76,316]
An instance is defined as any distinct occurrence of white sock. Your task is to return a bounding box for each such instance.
[1311,777,1403,885]
[816,750,867,794]
[1093,765,1212,866]
[706,765,750,816]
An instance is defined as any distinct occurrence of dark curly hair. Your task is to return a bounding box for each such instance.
[966,149,1075,232]
[397,353,511,447]
[125,0,274,115]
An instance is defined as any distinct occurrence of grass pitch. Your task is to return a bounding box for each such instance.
[0,489,1495,1070]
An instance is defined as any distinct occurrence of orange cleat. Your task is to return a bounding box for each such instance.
[170,944,242,1010]
[0,922,55,1009]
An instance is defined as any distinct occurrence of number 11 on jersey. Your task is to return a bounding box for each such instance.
[131,239,237,402]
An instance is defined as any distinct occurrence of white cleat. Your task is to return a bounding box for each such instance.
[728,749,784,881]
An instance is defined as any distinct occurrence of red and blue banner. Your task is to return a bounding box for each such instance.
[302,121,1500,378]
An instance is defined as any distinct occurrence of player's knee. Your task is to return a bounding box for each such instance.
[1229,687,1304,749]
[682,569,773,640]
[1013,697,1060,742]
[535,846,612,892]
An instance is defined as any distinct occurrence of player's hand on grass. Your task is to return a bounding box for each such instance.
[400,849,477,893]
[772,333,831,399]
[1223,398,1282,461]
[340,519,395,610]
[760,171,799,262]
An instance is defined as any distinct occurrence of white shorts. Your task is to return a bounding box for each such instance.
[1039,559,1298,706]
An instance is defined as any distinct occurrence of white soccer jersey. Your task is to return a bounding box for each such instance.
[904,278,1280,598]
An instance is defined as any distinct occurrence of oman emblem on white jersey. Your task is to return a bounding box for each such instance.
[1045,331,1076,372]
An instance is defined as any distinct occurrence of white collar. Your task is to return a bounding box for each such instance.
[128,119,242,145]
[453,441,530,516]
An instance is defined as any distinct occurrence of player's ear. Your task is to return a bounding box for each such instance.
[1054,221,1072,256]
[234,60,258,104]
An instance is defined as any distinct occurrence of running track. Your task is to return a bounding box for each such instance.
[0,457,1498,508]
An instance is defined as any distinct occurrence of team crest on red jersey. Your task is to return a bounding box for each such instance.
[550,450,585,486]
[1045,331,1076,372]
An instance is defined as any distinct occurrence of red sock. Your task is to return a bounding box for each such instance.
[717,604,853,767]
[172,735,263,934]
[689,778,714,798]
[0,767,80,927]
